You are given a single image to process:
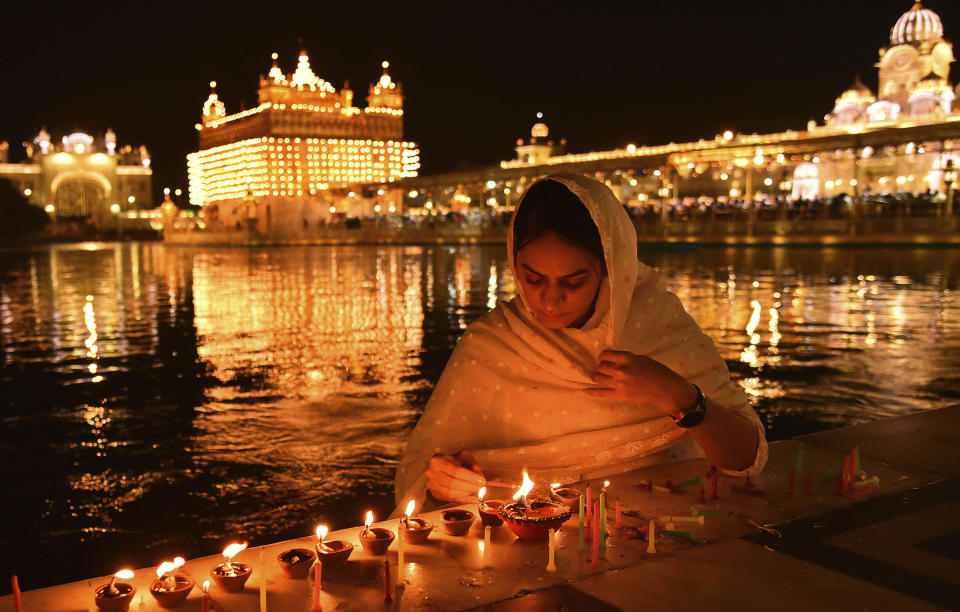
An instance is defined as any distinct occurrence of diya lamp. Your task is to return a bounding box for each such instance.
[149,557,194,608]
[277,545,316,579]
[498,471,572,542]
[315,524,354,568]
[94,569,136,612]
[210,542,252,592]
[401,499,434,544]
[359,510,395,555]
[441,508,476,536]
[550,482,581,511]
[477,486,504,527]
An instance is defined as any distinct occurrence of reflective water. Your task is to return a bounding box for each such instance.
[1,243,958,589]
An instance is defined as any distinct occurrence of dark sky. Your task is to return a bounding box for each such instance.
[2,1,959,203]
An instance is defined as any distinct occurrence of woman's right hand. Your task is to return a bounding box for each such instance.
[425,451,486,504]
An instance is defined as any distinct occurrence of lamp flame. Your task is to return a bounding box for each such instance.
[603,480,610,492]
[478,486,486,501]
[202,580,210,593]
[316,525,328,541]
[512,470,535,502]
[550,483,560,493]
[365,510,374,528]
[404,500,415,518]
[114,569,134,580]
[155,562,175,579]
[223,542,247,560]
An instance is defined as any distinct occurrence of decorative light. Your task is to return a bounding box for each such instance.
[23,188,32,196]
[127,195,135,204]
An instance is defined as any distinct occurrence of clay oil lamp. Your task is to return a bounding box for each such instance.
[550,482,582,511]
[441,508,476,536]
[94,569,136,612]
[498,471,572,542]
[401,499,434,545]
[315,525,354,568]
[477,486,504,527]
[359,511,395,556]
[149,557,194,609]
[210,542,252,592]
[277,545,315,579]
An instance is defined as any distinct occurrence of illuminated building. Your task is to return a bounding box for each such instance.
[0,129,152,228]
[186,48,420,230]
[481,1,960,206]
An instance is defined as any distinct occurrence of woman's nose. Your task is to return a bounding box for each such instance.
[542,284,565,310]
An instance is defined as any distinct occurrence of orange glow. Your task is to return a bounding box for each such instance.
[403,500,415,518]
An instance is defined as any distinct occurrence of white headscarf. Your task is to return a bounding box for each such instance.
[394,175,767,508]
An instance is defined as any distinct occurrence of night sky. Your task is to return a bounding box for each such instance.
[2,0,959,204]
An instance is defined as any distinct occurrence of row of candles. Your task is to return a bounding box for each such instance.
[10,471,708,612]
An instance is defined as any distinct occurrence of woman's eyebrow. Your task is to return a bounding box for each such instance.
[521,263,589,278]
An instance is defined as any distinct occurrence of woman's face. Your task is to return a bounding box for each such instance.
[516,231,605,329]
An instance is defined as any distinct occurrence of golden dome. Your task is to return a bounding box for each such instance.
[890,1,944,46]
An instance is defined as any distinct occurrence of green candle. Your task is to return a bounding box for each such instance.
[676,476,701,489]
[578,495,586,552]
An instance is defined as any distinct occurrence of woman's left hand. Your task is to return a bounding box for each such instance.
[585,349,697,418]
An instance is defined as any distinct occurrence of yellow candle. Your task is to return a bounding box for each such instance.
[397,522,405,575]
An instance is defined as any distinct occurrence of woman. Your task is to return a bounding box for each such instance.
[395,175,767,507]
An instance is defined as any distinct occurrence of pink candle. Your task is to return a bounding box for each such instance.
[312,562,322,611]
[591,500,600,567]
[201,580,210,612]
[615,500,622,528]
[12,575,23,612]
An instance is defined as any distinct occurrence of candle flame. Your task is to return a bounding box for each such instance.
[550,483,560,492]
[603,480,610,491]
[478,486,486,501]
[223,542,247,560]
[365,510,374,528]
[404,500,415,518]
[173,557,185,569]
[114,569,134,580]
[512,470,535,501]
[202,580,210,593]
[316,525,328,541]
[156,561,177,579]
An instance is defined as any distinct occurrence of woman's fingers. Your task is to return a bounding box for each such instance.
[598,349,632,364]
[426,455,485,501]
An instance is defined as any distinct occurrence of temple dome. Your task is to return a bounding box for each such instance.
[890,1,943,46]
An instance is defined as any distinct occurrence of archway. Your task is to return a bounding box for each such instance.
[54,179,105,219]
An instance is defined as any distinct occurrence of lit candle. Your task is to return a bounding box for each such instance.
[399,500,414,575]
[259,549,267,612]
[222,543,247,575]
[512,471,535,515]
[363,510,374,538]
[546,529,557,571]
[585,484,593,526]
[578,495,586,551]
[599,481,608,551]
[11,575,22,612]
[615,499,622,528]
[201,581,210,612]
[591,501,600,567]
[477,486,486,518]
[316,524,329,550]
[646,519,656,554]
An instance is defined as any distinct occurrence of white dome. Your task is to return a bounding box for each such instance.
[890,2,943,46]
[531,123,549,138]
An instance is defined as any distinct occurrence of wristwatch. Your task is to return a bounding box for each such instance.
[672,384,707,428]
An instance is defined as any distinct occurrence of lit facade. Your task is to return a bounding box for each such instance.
[0,129,152,227]
[186,49,420,228]
[492,1,960,205]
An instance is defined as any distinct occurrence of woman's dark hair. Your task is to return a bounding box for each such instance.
[513,179,606,270]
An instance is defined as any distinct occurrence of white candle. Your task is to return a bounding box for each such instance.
[546,529,557,571]
[397,523,405,574]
